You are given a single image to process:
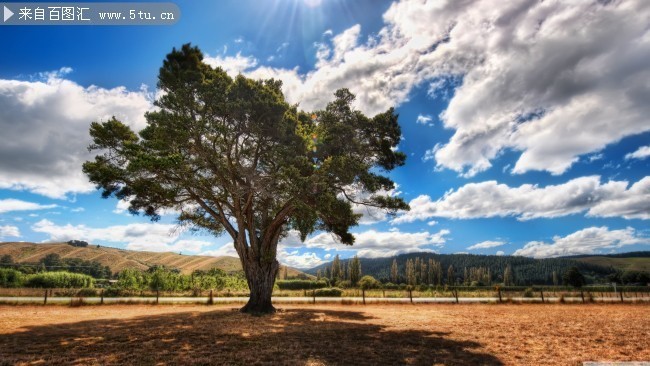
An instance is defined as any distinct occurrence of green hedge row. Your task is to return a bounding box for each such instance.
[23,271,95,289]
[313,288,343,297]
[276,279,328,290]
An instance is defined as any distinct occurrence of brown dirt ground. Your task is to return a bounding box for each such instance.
[0,303,647,365]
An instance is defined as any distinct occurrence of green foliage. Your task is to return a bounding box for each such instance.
[621,270,650,284]
[383,282,398,290]
[523,288,534,298]
[41,253,63,269]
[358,275,380,290]
[117,267,148,291]
[76,288,99,297]
[563,266,586,288]
[276,279,328,290]
[0,255,14,266]
[337,280,352,289]
[313,288,343,297]
[331,255,342,282]
[24,271,95,288]
[13,253,114,279]
[0,268,23,287]
[349,255,361,286]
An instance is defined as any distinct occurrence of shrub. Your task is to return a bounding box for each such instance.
[359,275,380,290]
[77,288,99,297]
[337,280,352,289]
[398,283,407,290]
[383,282,398,290]
[314,288,343,297]
[276,279,328,290]
[523,288,534,298]
[417,284,429,292]
[0,268,24,288]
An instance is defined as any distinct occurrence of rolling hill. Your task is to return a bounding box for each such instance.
[0,242,309,277]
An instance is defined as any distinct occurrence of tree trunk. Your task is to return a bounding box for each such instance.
[240,257,279,314]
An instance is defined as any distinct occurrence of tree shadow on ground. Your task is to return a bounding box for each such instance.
[0,307,503,365]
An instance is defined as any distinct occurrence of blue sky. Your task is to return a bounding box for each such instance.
[1,0,649,268]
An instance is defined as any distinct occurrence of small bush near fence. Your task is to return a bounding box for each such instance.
[277,279,328,290]
[314,288,343,297]
[0,268,24,288]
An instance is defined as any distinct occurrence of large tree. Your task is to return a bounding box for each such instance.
[83,44,408,313]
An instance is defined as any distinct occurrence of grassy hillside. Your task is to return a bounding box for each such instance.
[0,242,308,277]
[573,254,650,272]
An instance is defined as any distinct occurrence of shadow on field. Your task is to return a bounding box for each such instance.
[0,307,503,365]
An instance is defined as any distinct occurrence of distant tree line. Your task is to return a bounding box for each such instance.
[0,253,111,279]
[308,253,650,287]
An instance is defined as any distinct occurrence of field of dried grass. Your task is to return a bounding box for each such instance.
[0,303,648,365]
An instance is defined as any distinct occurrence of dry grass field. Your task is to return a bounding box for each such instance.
[0,304,648,365]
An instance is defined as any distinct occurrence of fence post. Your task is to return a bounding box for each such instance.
[362,289,366,305]
[312,290,315,304]
[540,289,544,303]
[43,289,48,305]
[620,290,624,303]
[101,289,104,305]
[409,289,413,303]
[580,290,585,304]
[156,290,160,305]
[498,288,502,303]
[454,289,459,304]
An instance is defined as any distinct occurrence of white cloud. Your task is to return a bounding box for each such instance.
[495,251,505,256]
[203,53,258,78]
[30,219,210,254]
[281,228,450,258]
[588,153,604,163]
[427,220,438,226]
[128,239,212,253]
[201,242,238,258]
[467,240,505,251]
[201,242,327,269]
[625,146,650,160]
[0,199,57,214]
[279,249,326,269]
[0,71,152,199]
[394,175,650,223]
[113,199,131,214]
[423,0,650,176]
[213,0,650,176]
[0,225,20,238]
[513,226,649,259]
[416,114,433,125]
[4,1,649,203]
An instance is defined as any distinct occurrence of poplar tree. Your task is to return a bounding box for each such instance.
[390,258,398,283]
